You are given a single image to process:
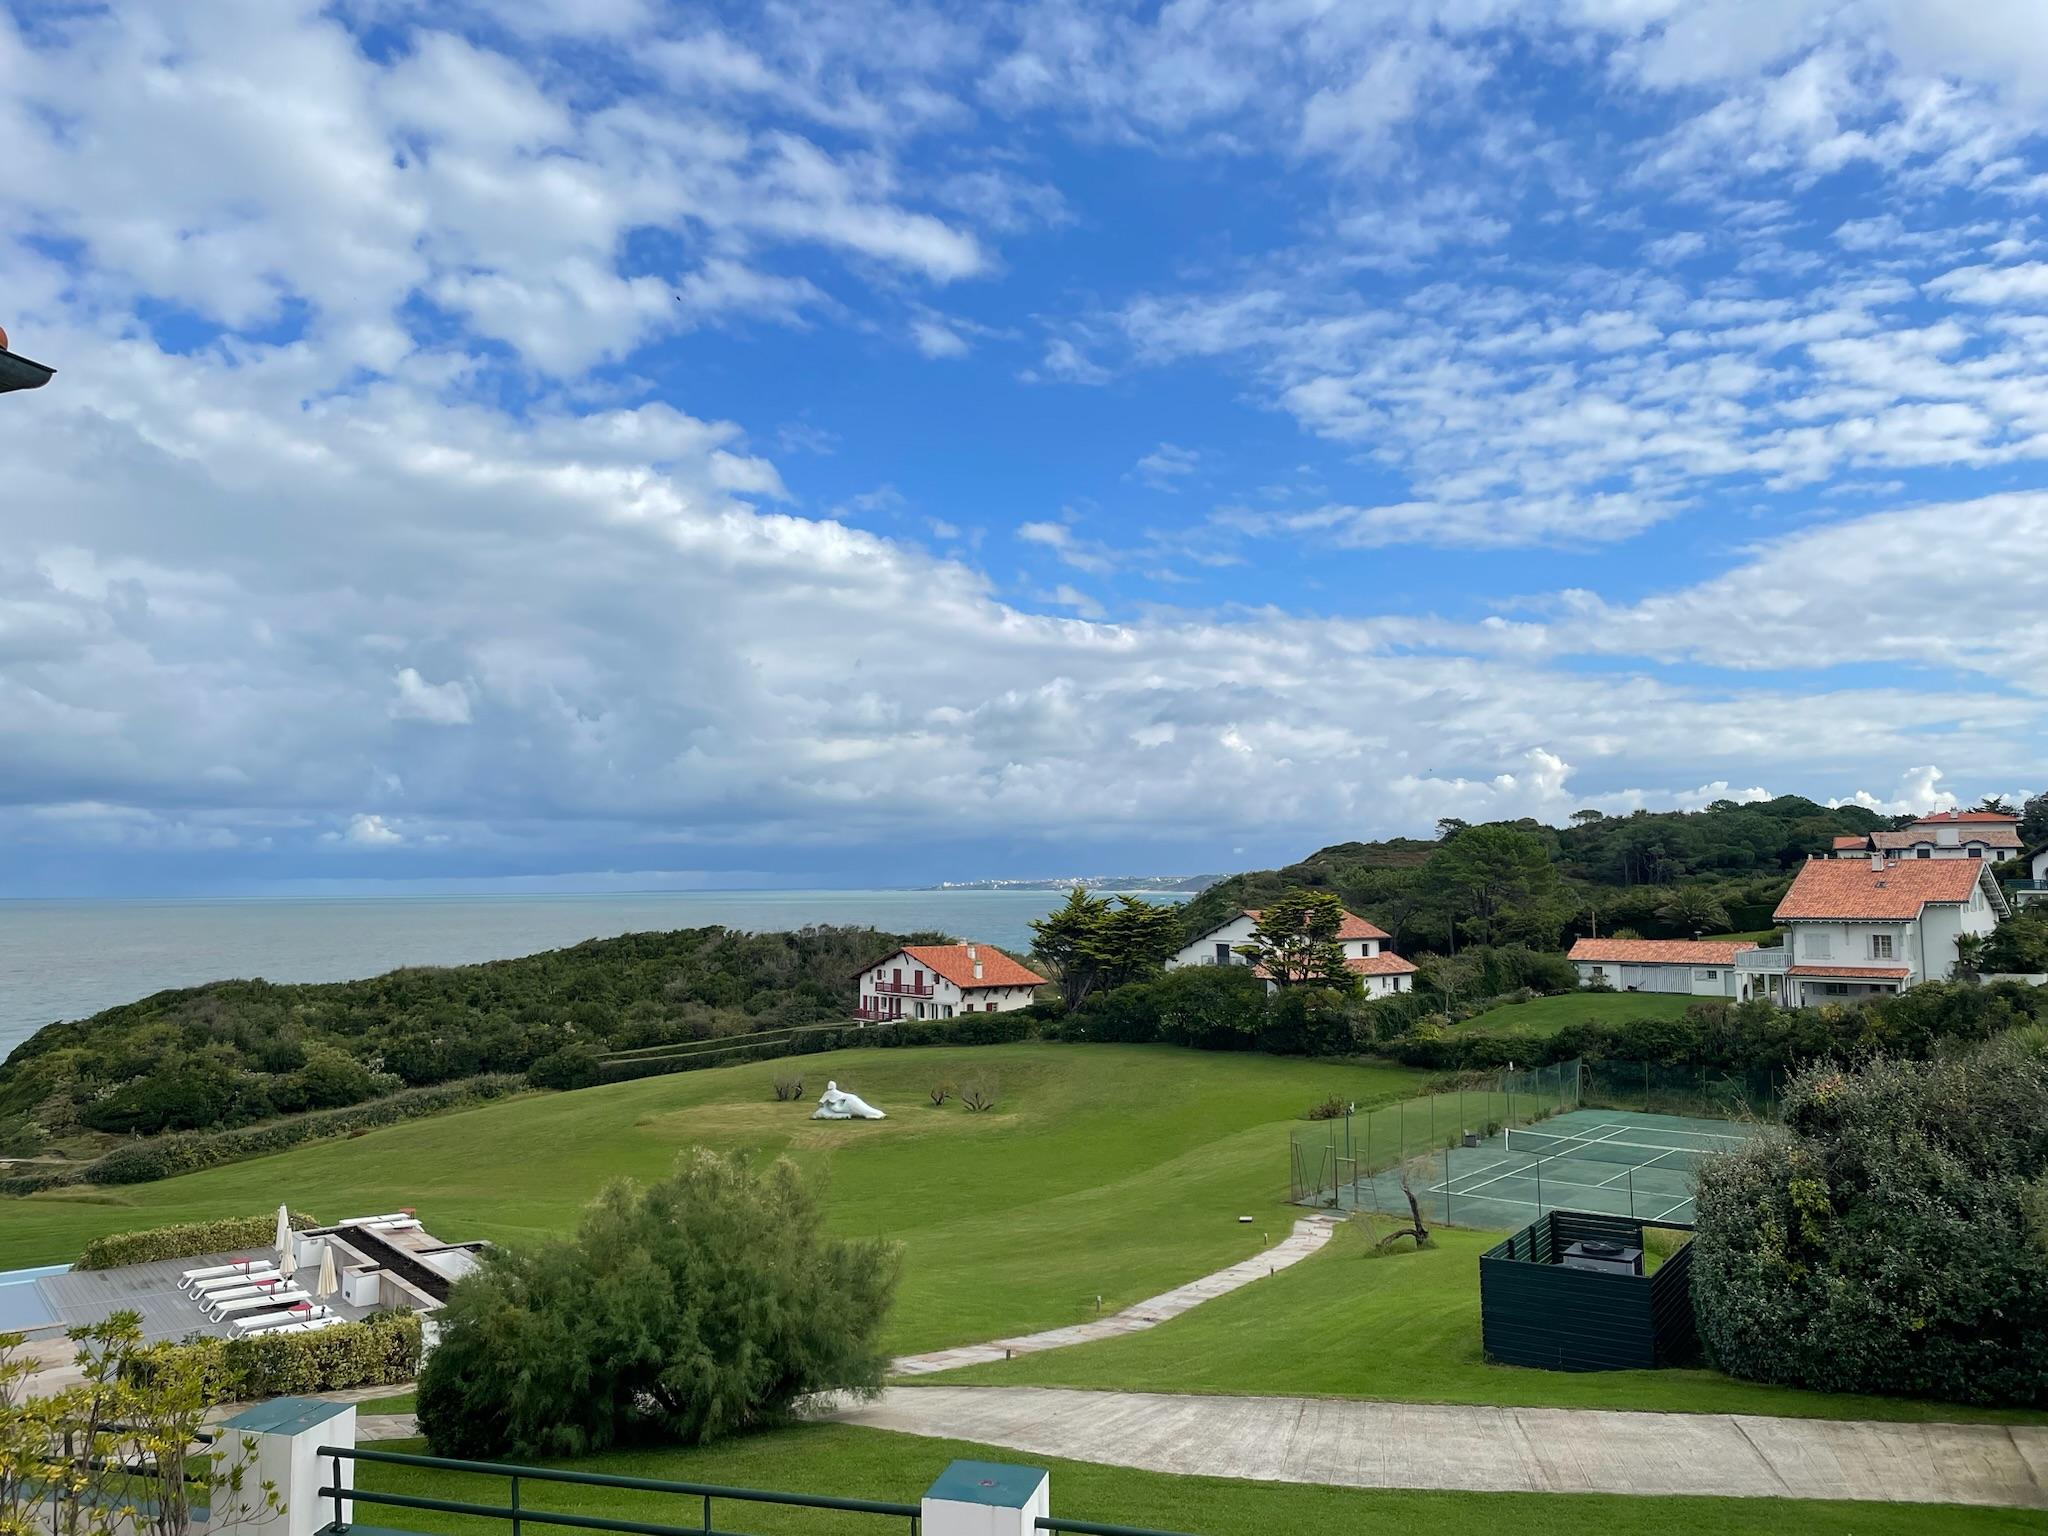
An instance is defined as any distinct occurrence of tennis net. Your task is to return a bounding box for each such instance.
[1503,1125,1746,1169]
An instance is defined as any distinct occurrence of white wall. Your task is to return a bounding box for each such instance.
[1167,912,1385,970]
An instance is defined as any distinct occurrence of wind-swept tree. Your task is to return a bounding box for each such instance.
[1235,890,1353,989]
[1030,889,1181,1008]
[1655,886,1733,937]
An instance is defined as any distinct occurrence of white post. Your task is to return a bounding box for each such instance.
[212,1397,357,1536]
[921,1460,1049,1536]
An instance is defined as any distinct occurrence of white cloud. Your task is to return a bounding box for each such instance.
[1132,443,1199,489]
[1925,261,2048,306]
[911,318,971,358]
[391,668,473,726]
[340,813,404,847]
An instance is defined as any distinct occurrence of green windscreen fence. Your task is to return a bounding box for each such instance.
[1290,1058,1770,1229]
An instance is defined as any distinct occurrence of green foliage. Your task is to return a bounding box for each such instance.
[1234,890,1354,988]
[1982,908,2048,974]
[75,1210,320,1271]
[527,1043,602,1090]
[1654,885,1734,936]
[1029,888,1183,1009]
[75,1075,527,1186]
[1,925,923,1143]
[171,1311,423,1404]
[416,1150,899,1458]
[1423,825,1575,950]
[1692,1037,2048,1405]
[2020,790,2048,851]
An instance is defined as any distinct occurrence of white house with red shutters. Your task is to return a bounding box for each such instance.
[1830,809,2022,862]
[854,942,1047,1022]
[1164,906,1417,998]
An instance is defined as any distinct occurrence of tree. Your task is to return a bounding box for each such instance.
[1029,889,1180,1009]
[1233,890,1353,989]
[1654,886,1732,937]
[1569,809,1605,825]
[1422,824,1573,949]
[417,1150,898,1458]
[1975,795,2018,815]
[1434,816,1471,840]
[2020,790,2048,850]
[1981,910,2048,974]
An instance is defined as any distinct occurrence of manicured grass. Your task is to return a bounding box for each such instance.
[930,1219,2046,1424]
[353,1424,2042,1536]
[356,1390,417,1415]
[0,1043,1421,1354]
[1452,991,1701,1036]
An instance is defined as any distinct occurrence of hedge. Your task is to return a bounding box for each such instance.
[172,1310,424,1405]
[597,1011,1051,1084]
[81,1074,529,1186]
[75,1210,323,1271]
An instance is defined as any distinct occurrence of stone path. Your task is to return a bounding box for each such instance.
[889,1215,1341,1376]
[833,1386,2048,1509]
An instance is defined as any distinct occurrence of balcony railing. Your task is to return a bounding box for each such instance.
[2011,879,2048,893]
[872,979,934,996]
[853,1003,897,1021]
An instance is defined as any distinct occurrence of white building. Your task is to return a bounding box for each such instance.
[1567,938,1756,998]
[1830,809,2022,862]
[1166,906,1417,998]
[1755,853,2009,1006]
[854,942,1046,1022]
[2015,843,2048,908]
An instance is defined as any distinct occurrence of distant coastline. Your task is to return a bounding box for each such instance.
[925,874,1216,893]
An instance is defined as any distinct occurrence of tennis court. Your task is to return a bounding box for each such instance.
[1337,1107,1763,1230]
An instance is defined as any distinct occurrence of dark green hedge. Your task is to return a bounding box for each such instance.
[174,1310,424,1404]
[76,1210,321,1270]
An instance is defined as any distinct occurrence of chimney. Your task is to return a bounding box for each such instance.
[1870,850,1885,870]
[967,943,977,961]
[973,960,984,980]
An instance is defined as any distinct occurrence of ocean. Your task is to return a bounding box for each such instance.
[0,889,1192,1061]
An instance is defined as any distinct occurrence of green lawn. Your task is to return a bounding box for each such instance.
[929,1219,2046,1424]
[1452,991,1702,1035]
[352,1424,2041,1536]
[0,1043,1420,1354]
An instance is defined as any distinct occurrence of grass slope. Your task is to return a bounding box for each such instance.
[0,1043,1419,1354]
[355,1425,2041,1536]
[931,1220,2045,1424]
[1452,991,1701,1035]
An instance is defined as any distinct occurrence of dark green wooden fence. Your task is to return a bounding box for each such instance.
[1479,1210,1697,1371]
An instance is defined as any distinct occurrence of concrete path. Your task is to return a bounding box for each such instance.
[833,1386,2048,1509]
[890,1215,1341,1376]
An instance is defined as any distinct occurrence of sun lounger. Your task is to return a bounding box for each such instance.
[198,1277,292,1307]
[268,1315,346,1336]
[232,1305,331,1335]
[208,1288,309,1321]
[189,1265,279,1293]
[180,1259,271,1287]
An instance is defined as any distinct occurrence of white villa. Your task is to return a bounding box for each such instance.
[1165,906,1417,998]
[2016,842,2048,907]
[1567,938,1756,998]
[854,942,1046,1022]
[1737,853,2009,1007]
[1830,809,2022,862]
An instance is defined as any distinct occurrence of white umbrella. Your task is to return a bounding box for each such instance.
[275,1205,297,1280]
[314,1243,338,1304]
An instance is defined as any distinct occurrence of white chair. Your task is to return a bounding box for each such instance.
[209,1289,309,1321]
[180,1259,269,1287]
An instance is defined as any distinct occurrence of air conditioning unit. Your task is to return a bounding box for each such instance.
[1561,1239,1643,1277]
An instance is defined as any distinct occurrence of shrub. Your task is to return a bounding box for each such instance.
[417,1150,898,1458]
[1306,1093,1348,1121]
[771,1072,806,1102]
[960,1079,999,1113]
[76,1211,322,1271]
[171,1311,423,1404]
[1691,1036,2048,1406]
[527,1044,601,1091]
[928,1081,955,1107]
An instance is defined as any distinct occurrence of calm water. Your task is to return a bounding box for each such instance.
[0,890,1189,1061]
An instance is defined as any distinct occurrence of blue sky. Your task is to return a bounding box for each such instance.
[3,0,2047,896]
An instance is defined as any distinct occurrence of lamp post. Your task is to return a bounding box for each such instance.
[0,324,54,394]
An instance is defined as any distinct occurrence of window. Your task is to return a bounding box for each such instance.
[1871,934,1893,959]
[1822,983,1849,996]
[1696,969,1718,981]
[1916,847,1931,858]
[1969,847,1983,859]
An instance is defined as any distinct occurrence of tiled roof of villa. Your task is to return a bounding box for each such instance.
[1242,907,1391,941]
[1567,938,1757,965]
[1774,857,1990,921]
[1871,825,2021,850]
[1347,952,1418,976]
[1786,964,1912,979]
[898,944,1047,990]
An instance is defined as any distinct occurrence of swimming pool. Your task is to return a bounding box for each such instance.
[0,1264,68,1332]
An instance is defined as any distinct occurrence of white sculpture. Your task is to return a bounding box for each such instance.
[812,1080,886,1120]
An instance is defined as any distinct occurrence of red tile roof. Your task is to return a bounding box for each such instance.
[1242,907,1390,941]
[1774,857,1990,920]
[1910,810,2019,824]
[1568,938,1757,965]
[1871,826,2021,849]
[1832,834,1871,850]
[894,944,1046,990]
[1786,964,1911,979]
[1348,952,1417,976]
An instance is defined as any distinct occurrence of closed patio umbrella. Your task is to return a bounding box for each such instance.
[275,1205,296,1280]
[314,1243,338,1304]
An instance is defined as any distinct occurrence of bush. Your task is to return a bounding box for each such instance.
[959,1079,998,1112]
[1306,1093,1348,1121]
[928,1080,955,1107]
[771,1072,807,1102]
[1691,1036,2048,1406]
[76,1211,322,1271]
[527,1044,601,1091]
[417,1150,898,1458]
[80,1074,526,1185]
[172,1311,423,1404]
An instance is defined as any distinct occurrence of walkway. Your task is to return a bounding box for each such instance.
[890,1215,1341,1376]
[832,1386,2048,1509]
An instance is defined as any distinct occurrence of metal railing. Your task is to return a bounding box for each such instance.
[320,1445,923,1536]
[871,979,935,996]
[316,1446,1202,1536]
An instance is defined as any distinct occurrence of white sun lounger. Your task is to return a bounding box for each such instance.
[187,1264,279,1294]
[266,1316,346,1336]
[209,1288,309,1321]
[180,1259,272,1287]
[232,1305,331,1335]
[191,1274,281,1301]
[199,1277,292,1307]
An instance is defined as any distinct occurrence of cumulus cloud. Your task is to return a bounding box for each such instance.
[391,669,474,726]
